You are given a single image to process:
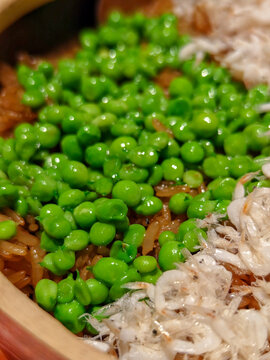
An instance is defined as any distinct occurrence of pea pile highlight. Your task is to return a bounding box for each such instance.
[1,11,270,335]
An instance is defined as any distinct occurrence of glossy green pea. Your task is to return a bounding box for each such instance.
[135,196,162,216]
[148,132,169,151]
[211,177,236,200]
[61,135,83,162]
[94,177,113,196]
[40,231,61,252]
[7,161,28,185]
[36,123,61,149]
[160,138,181,159]
[64,211,77,230]
[54,300,85,334]
[79,29,98,50]
[40,204,64,221]
[89,222,116,246]
[35,279,57,312]
[183,170,203,188]
[0,220,17,240]
[26,164,44,180]
[119,163,149,183]
[64,230,89,251]
[229,156,253,178]
[58,59,81,89]
[180,141,204,164]
[15,197,28,217]
[141,268,162,284]
[183,228,207,252]
[85,143,108,169]
[74,273,91,306]
[123,224,145,248]
[92,113,117,131]
[191,112,218,138]
[86,279,109,305]
[80,103,101,119]
[138,183,154,200]
[110,241,137,263]
[43,216,71,240]
[38,61,54,79]
[215,200,230,218]
[22,89,45,108]
[93,257,128,287]
[147,165,163,186]
[187,200,218,219]
[31,175,57,202]
[61,112,83,134]
[133,256,157,273]
[169,193,193,215]
[167,97,191,118]
[15,130,39,161]
[56,182,71,196]
[103,157,121,182]
[112,180,141,207]
[110,118,140,137]
[40,252,66,276]
[161,157,184,181]
[60,161,88,189]
[172,119,195,143]
[95,198,128,222]
[73,202,96,230]
[129,145,158,168]
[77,124,101,148]
[244,123,269,152]
[2,139,18,163]
[158,231,176,247]
[203,155,230,179]
[57,274,75,304]
[109,268,141,301]
[58,189,85,210]
[158,241,185,271]
[114,216,129,233]
[52,249,75,272]
[110,136,137,162]
[43,153,68,170]
[176,219,197,242]
[26,197,42,216]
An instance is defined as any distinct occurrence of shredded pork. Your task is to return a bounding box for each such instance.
[172,0,270,88]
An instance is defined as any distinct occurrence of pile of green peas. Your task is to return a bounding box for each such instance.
[0,10,269,334]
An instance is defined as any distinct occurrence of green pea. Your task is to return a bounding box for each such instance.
[89,222,116,246]
[160,138,181,159]
[103,157,121,181]
[2,139,18,164]
[169,77,193,98]
[187,200,218,219]
[60,161,88,188]
[109,267,141,300]
[22,89,45,108]
[224,133,247,156]
[244,123,269,152]
[61,111,83,134]
[77,124,101,147]
[26,197,42,216]
[63,211,77,230]
[57,274,75,304]
[85,143,108,169]
[112,180,141,207]
[119,163,149,183]
[79,29,98,50]
[35,279,57,312]
[176,219,197,242]
[73,202,96,230]
[123,224,145,248]
[7,161,29,185]
[158,241,185,271]
[133,256,157,273]
[148,132,169,151]
[211,177,236,200]
[147,165,163,186]
[93,257,128,287]
[94,177,113,196]
[167,97,191,118]
[36,123,61,149]
[0,220,17,240]
[110,241,137,263]
[43,216,71,240]
[191,111,218,138]
[61,135,83,162]
[74,273,91,306]
[86,279,109,305]
[58,59,81,89]
[135,196,162,216]
[95,198,128,222]
[54,300,85,334]
[53,249,75,272]
[203,155,230,179]
[40,231,61,252]
[58,189,85,210]
[169,193,192,215]
[64,230,89,251]
[31,175,57,202]
[180,141,204,163]
[161,157,184,181]
[110,136,137,162]
[183,228,207,252]
[172,119,195,143]
[183,170,203,188]
[158,231,176,247]
[43,153,68,170]
[138,183,154,200]
[141,268,162,284]
[15,197,28,217]
[215,200,230,218]
[92,113,117,131]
